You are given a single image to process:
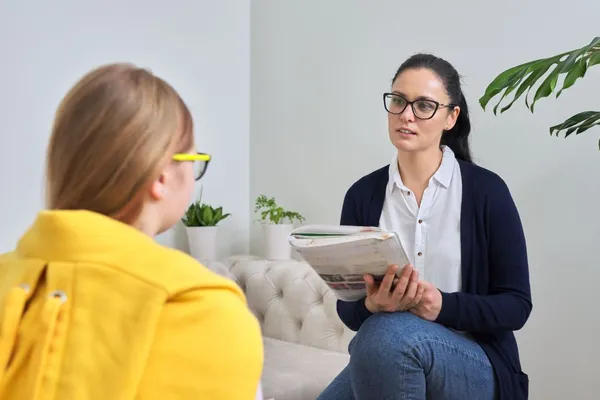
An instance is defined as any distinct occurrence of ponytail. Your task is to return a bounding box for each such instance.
[441,92,472,163]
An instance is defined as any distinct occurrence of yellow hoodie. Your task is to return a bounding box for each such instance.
[0,210,263,399]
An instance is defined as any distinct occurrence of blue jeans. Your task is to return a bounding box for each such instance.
[317,312,496,400]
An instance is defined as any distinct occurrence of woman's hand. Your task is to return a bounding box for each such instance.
[409,280,442,321]
[364,264,425,313]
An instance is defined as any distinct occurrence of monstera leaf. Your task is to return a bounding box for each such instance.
[479,36,600,148]
[549,111,600,137]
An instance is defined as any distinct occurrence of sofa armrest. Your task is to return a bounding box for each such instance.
[219,255,355,354]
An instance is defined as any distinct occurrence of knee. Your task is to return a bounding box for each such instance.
[349,312,430,368]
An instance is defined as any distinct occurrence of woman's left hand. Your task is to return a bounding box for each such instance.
[409,280,442,321]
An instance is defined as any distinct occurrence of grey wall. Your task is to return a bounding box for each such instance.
[250,0,600,398]
[0,0,251,258]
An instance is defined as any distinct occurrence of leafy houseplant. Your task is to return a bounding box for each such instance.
[254,194,305,225]
[182,192,231,263]
[182,200,231,227]
[254,194,305,260]
[479,36,600,148]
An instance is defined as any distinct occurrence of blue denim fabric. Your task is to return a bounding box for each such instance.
[317,312,496,400]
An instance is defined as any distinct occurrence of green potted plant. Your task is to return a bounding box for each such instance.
[254,194,305,260]
[479,36,600,148]
[182,190,231,263]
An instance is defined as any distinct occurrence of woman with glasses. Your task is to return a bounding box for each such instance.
[318,54,532,400]
[0,63,263,399]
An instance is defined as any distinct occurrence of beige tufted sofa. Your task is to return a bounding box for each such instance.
[210,255,355,400]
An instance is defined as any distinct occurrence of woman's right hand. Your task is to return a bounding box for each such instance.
[364,264,424,313]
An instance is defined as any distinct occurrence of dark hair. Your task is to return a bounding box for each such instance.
[392,53,472,163]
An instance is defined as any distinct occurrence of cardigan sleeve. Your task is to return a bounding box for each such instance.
[336,186,374,331]
[435,177,533,332]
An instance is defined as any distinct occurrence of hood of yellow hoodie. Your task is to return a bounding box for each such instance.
[10,209,227,297]
[16,210,156,264]
[0,210,259,400]
[0,210,189,399]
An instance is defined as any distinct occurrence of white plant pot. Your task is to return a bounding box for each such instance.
[262,223,293,260]
[186,226,218,263]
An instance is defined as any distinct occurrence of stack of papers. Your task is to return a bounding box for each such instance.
[289,225,410,301]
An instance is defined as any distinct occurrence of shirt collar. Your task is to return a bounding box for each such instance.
[432,146,456,188]
[387,145,456,195]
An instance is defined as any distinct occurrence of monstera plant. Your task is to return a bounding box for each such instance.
[479,36,600,148]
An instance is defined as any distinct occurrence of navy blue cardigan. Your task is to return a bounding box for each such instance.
[337,159,532,400]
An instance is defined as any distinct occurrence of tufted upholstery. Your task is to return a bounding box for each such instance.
[208,255,354,399]
[217,255,355,354]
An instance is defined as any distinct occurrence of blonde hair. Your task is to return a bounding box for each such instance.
[46,63,194,224]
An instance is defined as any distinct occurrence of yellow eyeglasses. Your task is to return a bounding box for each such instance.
[172,152,211,181]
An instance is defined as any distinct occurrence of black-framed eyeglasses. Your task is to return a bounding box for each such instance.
[383,93,456,120]
[172,152,211,181]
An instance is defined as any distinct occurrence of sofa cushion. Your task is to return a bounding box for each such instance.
[262,337,349,400]
[218,256,355,353]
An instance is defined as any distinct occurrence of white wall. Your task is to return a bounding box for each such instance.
[2,1,599,396]
[251,0,600,398]
[0,0,250,257]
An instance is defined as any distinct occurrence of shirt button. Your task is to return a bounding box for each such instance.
[418,252,423,256]
[418,219,423,224]
[406,191,411,195]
